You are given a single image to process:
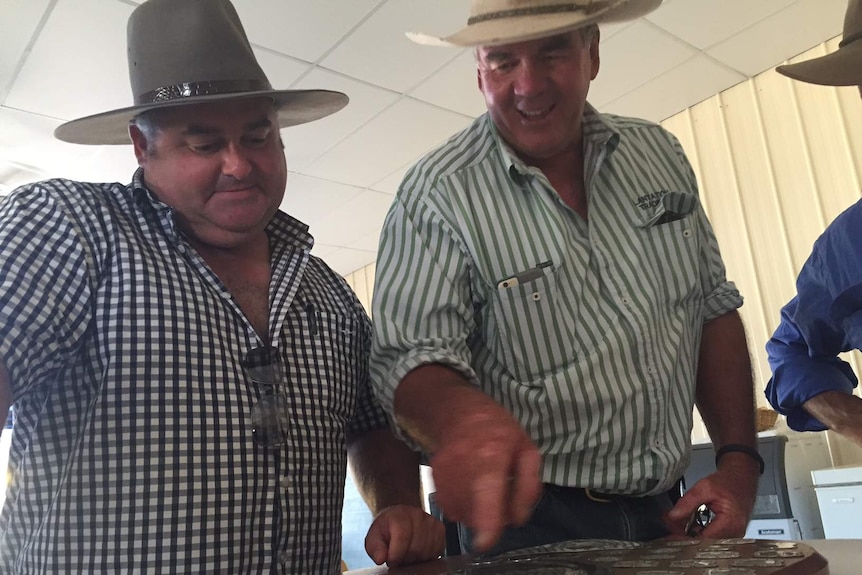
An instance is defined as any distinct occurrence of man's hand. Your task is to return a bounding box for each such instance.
[429,402,543,553]
[665,455,758,538]
[393,365,544,553]
[364,505,445,567]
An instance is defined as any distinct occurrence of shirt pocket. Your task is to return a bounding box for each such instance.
[491,265,572,383]
[637,213,701,307]
[283,307,362,430]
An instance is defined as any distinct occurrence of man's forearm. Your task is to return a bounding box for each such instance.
[803,391,862,446]
[347,428,423,515]
[393,363,492,453]
[695,311,757,449]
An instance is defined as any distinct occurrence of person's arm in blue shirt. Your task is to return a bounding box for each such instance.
[766,201,862,440]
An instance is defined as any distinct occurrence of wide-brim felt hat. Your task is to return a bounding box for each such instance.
[406,0,663,47]
[776,0,862,86]
[55,0,348,145]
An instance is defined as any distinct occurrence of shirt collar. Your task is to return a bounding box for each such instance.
[490,103,622,179]
[130,167,314,253]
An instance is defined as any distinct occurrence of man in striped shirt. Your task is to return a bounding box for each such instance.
[0,0,443,572]
[371,0,761,555]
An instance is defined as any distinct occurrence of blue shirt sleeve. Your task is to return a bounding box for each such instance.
[765,200,862,431]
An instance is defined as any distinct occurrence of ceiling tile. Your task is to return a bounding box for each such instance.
[282,68,400,171]
[0,0,52,103]
[314,246,377,276]
[589,21,698,108]
[320,0,468,93]
[351,229,385,253]
[602,55,745,123]
[280,173,365,227]
[0,106,138,184]
[369,163,413,195]
[645,0,796,50]
[305,189,395,247]
[302,97,472,187]
[232,0,381,63]
[5,0,133,121]
[706,0,845,77]
[253,49,312,92]
[409,49,487,118]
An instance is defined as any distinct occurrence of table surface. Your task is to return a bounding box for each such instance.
[345,538,857,574]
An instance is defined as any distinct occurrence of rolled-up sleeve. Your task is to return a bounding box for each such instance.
[766,202,862,431]
[369,177,478,418]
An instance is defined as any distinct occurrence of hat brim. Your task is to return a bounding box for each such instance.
[776,41,862,86]
[407,0,662,47]
[54,89,349,145]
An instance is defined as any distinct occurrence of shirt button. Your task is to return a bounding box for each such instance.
[531,292,542,301]
[177,244,187,254]
[646,366,656,375]
[682,229,692,238]
[621,297,630,306]
[279,476,291,489]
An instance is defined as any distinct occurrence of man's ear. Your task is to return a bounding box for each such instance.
[128,124,149,167]
[590,28,600,80]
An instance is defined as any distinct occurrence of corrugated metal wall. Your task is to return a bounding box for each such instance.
[344,37,862,464]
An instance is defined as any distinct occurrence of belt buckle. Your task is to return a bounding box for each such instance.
[584,488,613,503]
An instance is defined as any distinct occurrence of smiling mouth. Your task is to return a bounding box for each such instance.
[518,105,554,121]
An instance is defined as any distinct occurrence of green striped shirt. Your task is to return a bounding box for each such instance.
[370,105,742,495]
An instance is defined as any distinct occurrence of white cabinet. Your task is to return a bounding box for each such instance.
[812,465,862,539]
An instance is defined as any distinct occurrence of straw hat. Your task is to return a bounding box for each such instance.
[55,0,348,145]
[776,0,862,86]
[406,0,663,47]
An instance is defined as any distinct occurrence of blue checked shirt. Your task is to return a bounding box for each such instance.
[0,170,388,573]
[371,106,743,495]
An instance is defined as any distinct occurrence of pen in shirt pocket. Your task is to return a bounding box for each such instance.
[497,260,553,289]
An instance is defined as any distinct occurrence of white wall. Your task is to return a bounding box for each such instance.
[344,36,862,468]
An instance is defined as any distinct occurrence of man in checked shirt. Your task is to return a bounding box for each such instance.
[0,0,442,572]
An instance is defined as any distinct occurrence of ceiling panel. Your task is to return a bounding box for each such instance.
[589,20,698,108]
[706,0,845,77]
[305,189,395,247]
[280,173,365,227]
[283,68,400,171]
[602,54,745,123]
[232,0,382,63]
[314,246,377,276]
[253,50,313,94]
[5,0,133,121]
[409,49,487,117]
[302,97,472,187]
[369,162,414,195]
[0,106,132,184]
[320,0,468,93]
[645,0,796,50]
[0,0,52,103]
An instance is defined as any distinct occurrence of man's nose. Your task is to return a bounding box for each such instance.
[222,142,253,179]
[513,60,549,96]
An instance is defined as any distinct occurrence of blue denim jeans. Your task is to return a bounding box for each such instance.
[458,483,676,557]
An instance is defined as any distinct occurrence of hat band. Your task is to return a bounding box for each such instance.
[137,79,273,105]
[839,29,862,48]
[467,1,612,25]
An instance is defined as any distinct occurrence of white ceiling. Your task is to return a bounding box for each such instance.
[0,0,847,275]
